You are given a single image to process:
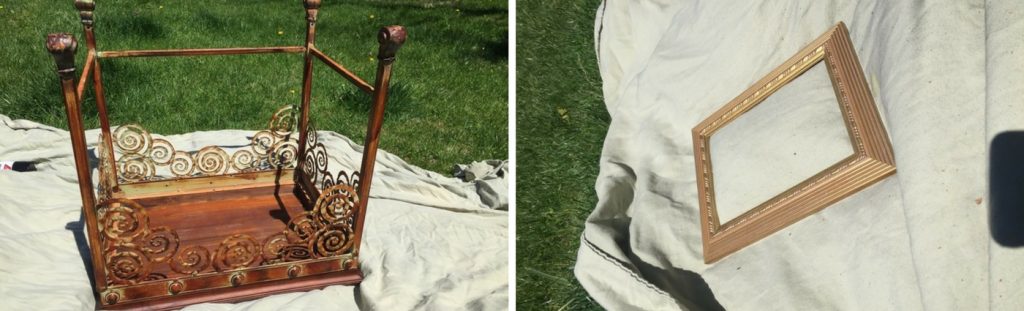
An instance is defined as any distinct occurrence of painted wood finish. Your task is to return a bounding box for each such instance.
[49,0,406,309]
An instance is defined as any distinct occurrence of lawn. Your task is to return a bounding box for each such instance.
[0,0,507,174]
[516,0,605,309]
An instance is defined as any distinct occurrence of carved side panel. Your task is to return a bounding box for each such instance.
[300,123,362,193]
[111,106,299,183]
[96,199,180,285]
[95,177,360,286]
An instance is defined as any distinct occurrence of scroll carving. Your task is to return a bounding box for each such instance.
[301,123,362,192]
[97,199,183,285]
[169,245,211,275]
[112,106,299,183]
[213,235,260,271]
[95,176,360,285]
[263,183,359,264]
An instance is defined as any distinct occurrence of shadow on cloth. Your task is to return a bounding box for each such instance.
[628,253,725,310]
[66,148,102,296]
[66,211,97,296]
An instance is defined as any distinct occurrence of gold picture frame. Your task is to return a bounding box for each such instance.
[692,22,896,264]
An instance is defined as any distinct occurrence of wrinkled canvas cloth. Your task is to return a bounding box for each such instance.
[454,160,509,210]
[577,0,1024,310]
[0,115,508,310]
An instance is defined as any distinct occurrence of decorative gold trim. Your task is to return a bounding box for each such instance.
[101,255,356,306]
[692,22,896,263]
[167,280,184,295]
[229,272,246,287]
[343,258,358,270]
[101,287,124,305]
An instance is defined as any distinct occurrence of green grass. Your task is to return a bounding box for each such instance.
[0,0,507,174]
[516,0,605,309]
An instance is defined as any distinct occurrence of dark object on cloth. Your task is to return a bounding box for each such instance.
[454,160,508,210]
[0,161,36,172]
[990,131,1024,247]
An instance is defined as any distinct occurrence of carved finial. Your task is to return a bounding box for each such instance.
[75,0,95,26]
[377,25,407,62]
[304,0,321,10]
[46,33,78,78]
[304,0,321,23]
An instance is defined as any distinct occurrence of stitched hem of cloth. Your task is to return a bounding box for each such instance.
[581,231,672,298]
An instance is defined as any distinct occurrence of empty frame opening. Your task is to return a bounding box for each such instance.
[709,62,853,224]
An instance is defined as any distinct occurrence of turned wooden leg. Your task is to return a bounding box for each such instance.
[353,25,407,256]
[47,32,107,293]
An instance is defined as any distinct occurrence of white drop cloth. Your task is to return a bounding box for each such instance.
[577,0,1024,310]
[0,115,508,310]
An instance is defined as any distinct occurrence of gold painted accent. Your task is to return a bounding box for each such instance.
[287,265,302,278]
[167,280,184,295]
[95,256,357,305]
[230,272,246,287]
[102,289,122,305]
[343,258,358,270]
[701,44,826,137]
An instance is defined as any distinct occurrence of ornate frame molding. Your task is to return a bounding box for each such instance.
[691,22,896,263]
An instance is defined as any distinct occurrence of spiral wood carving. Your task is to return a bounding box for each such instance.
[111,106,299,183]
[311,224,354,257]
[97,199,177,285]
[261,182,360,263]
[213,234,261,271]
[139,227,179,263]
[301,123,362,192]
[286,212,318,243]
[105,246,152,284]
[261,233,291,264]
[313,183,358,228]
[169,245,211,275]
[98,199,149,242]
